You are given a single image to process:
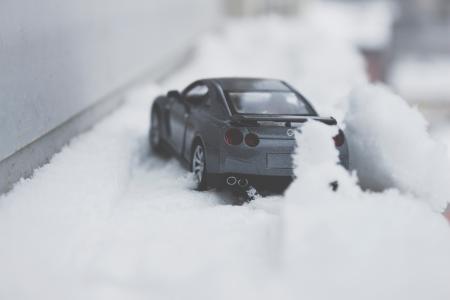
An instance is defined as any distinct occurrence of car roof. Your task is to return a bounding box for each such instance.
[206,77,292,92]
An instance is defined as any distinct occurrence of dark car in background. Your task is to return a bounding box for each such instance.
[149,78,348,193]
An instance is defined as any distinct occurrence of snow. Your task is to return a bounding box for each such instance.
[345,84,450,212]
[1,5,450,300]
[284,121,450,300]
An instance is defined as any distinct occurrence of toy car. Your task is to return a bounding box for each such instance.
[149,78,348,194]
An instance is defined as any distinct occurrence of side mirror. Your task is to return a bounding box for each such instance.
[167,90,180,99]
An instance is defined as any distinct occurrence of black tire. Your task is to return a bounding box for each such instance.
[191,142,208,191]
[150,109,164,153]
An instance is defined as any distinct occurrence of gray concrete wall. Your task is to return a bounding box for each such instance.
[0,0,222,161]
[0,0,222,193]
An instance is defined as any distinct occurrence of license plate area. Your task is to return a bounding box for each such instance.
[266,153,293,169]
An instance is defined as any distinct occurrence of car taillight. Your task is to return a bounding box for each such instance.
[244,133,259,147]
[333,129,345,147]
[224,128,243,145]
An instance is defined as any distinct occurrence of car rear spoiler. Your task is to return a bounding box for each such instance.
[230,114,337,126]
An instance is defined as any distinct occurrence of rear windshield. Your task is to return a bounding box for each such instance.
[226,91,313,115]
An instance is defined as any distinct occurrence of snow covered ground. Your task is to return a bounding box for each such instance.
[2,10,450,300]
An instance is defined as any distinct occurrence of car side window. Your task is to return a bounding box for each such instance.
[185,84,209,99]
[205,85,227,118]
[183,83,226,118]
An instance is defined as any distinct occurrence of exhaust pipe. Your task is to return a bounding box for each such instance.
[226,176,237,186]
[238,178,248,187]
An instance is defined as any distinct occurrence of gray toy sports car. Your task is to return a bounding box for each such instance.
[149,78,348,195]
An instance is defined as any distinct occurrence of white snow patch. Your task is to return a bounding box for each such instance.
[345,84,450,211]
[0,85,280,300]
[284,122,450,300]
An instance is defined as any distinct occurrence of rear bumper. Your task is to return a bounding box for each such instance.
[217,138,349,177]
[207,173,293,192]
[220,139,296,176]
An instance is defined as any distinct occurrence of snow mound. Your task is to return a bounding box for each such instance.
[283,121,450,300]
[344,84,450,211]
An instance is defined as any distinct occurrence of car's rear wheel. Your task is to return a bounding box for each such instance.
[150,109,163,153]
[191,143,207,191]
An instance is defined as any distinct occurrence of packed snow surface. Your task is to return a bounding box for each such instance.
[1,12,450,300]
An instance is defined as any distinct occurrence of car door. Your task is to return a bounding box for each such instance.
[168,83,209,155]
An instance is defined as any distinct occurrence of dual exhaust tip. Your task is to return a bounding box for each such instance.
[226,176,248,187]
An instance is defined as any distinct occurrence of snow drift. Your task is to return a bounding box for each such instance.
[284,121,450,300]
[345,84,450,212]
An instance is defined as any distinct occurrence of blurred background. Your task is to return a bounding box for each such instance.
[1,0,449,193]
[226,0,450,111]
